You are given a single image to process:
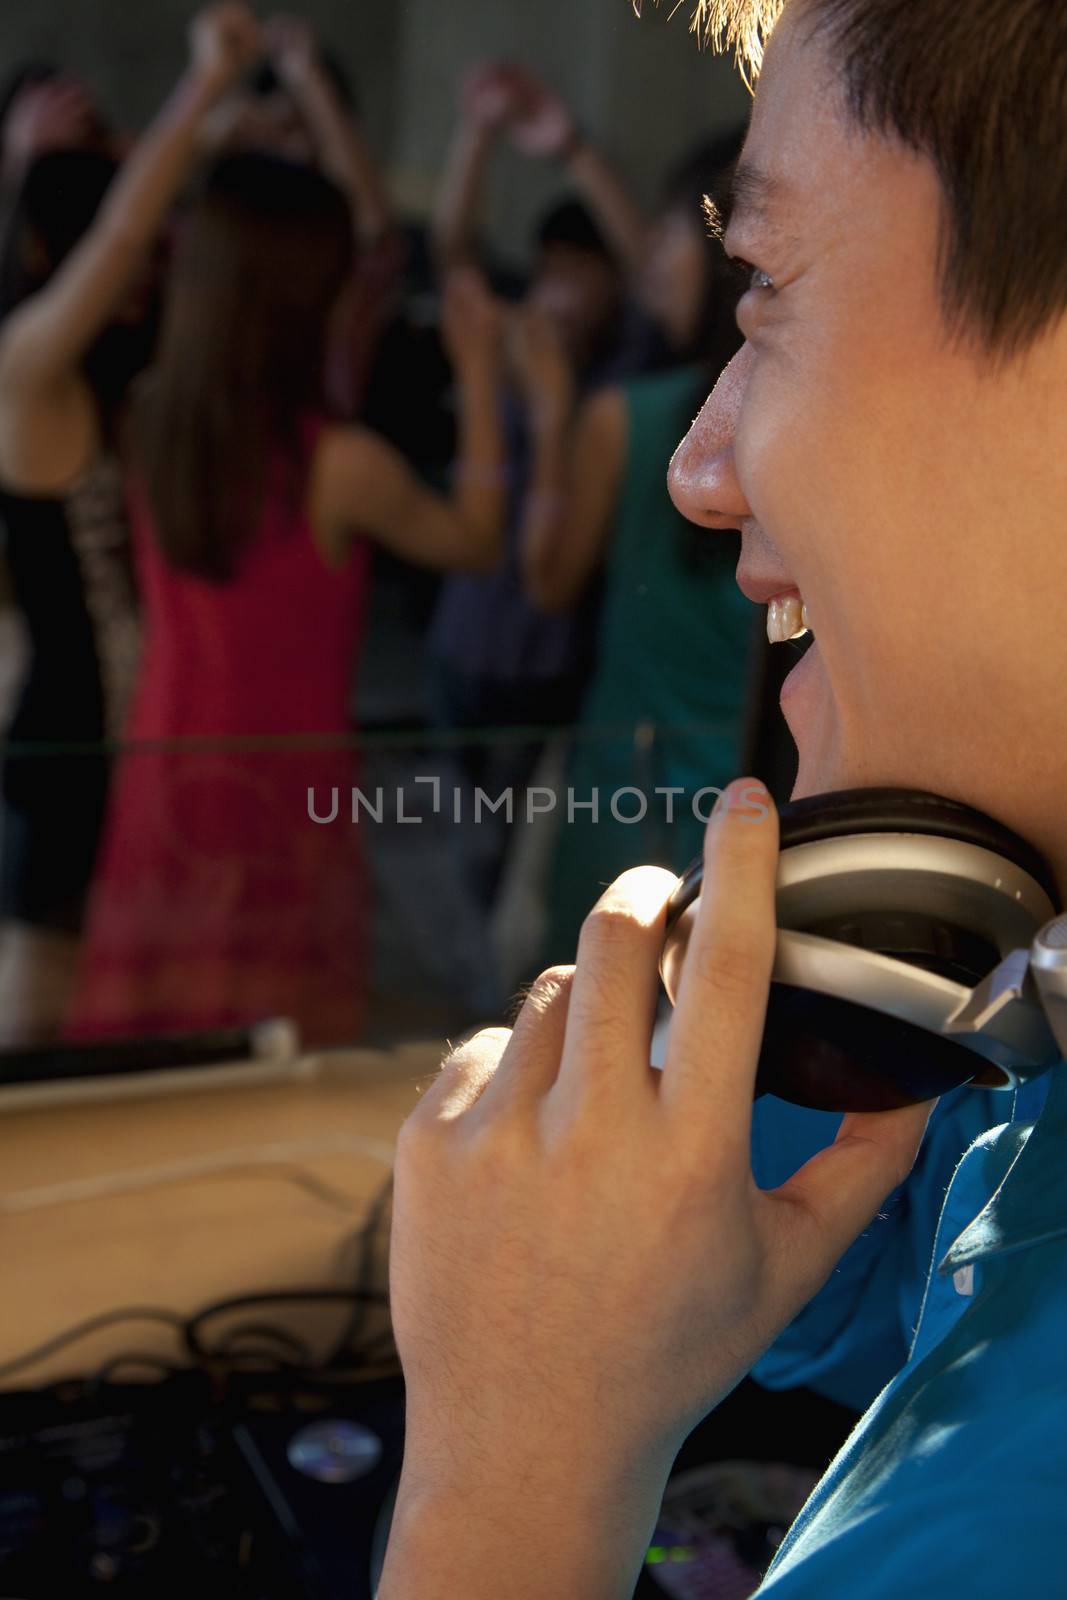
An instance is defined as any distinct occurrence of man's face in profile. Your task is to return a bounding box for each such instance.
[669,2,1067,827]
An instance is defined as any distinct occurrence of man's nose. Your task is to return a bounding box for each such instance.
[668,344,753,531]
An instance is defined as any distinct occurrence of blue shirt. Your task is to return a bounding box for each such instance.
[747,1066,1066,1595]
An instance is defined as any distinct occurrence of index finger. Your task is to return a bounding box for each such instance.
[554,865,678,1105]
[661,780,778,1142]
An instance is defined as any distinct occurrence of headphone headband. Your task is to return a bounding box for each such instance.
[776,789,1059,904]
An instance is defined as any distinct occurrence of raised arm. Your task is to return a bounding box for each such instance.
[512,305,628,611]
[506,72,651,281]
[264,15,393,244]
[0,5,260,397]
[432,62,525,271]
[316,269,507,572]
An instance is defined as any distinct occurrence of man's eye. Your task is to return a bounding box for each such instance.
[724,255,775,308]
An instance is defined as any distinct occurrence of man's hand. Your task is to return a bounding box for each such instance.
[380,779,934,1596]
[189,3,263,102]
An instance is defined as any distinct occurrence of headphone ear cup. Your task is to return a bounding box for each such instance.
[757,986,985,1112]
[662,788,1059,1113]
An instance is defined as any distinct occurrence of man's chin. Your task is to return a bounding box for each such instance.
[790,749,833,801]
[776,647,891,802]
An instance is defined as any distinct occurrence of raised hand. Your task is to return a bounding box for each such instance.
[459,61,527,133]
[507,72,579,160]
[263,14,320,91]
[3,78,99,174]
[189,3,263,100]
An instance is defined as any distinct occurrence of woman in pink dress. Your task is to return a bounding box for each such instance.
[0,8,507,1046]
[66,144,504,1044]
[81,404,377,1044]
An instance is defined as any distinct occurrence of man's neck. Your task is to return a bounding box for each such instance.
[1020,797,1067,915]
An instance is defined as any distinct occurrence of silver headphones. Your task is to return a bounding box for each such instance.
[660,789,1067,1112]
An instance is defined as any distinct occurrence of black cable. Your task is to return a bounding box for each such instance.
[0,1307,185,1385]
[214,1320,312,1367]
[183,1289,387,1368]
[0,1292,389,1389]
[329,1174,394,1367]
[2,1265,390,1395]
[94,1351,184,1386]
[211,1346,305,1372]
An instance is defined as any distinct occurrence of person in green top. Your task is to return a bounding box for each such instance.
[511,133,761,960]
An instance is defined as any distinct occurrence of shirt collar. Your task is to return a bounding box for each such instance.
[938,1062,1067,1273]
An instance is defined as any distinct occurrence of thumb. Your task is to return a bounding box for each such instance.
[769,1099,937,1287]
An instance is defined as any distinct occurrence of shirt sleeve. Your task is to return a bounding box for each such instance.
[748,1085,1009,1410]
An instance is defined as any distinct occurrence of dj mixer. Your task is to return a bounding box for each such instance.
[0,1369,405,1599]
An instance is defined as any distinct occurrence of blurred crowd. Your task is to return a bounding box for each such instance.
[0,2,768,1052]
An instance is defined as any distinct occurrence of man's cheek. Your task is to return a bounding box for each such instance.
[734,390,819,546]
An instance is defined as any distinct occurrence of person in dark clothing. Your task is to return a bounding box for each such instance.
[0,149,152,1044]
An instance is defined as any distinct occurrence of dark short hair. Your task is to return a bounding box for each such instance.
[680,0,1067,355]
[536,198,615,264]
[0,148,118,315]
[137,153,354,581]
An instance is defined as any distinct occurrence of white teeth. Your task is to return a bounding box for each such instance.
[766,595,812,644]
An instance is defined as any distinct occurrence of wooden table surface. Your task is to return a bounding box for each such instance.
[0,1043,445,1389]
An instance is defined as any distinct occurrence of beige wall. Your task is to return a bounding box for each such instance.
[0,0,403,180]
[0,0,751,260]
[392,0,751,257]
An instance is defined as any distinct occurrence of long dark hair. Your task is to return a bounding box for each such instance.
[0,149,155,429]
[134,153,354,581]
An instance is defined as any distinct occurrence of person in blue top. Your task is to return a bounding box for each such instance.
[375,2,1067,1596]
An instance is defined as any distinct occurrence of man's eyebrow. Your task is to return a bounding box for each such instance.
[721,161,790,233]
